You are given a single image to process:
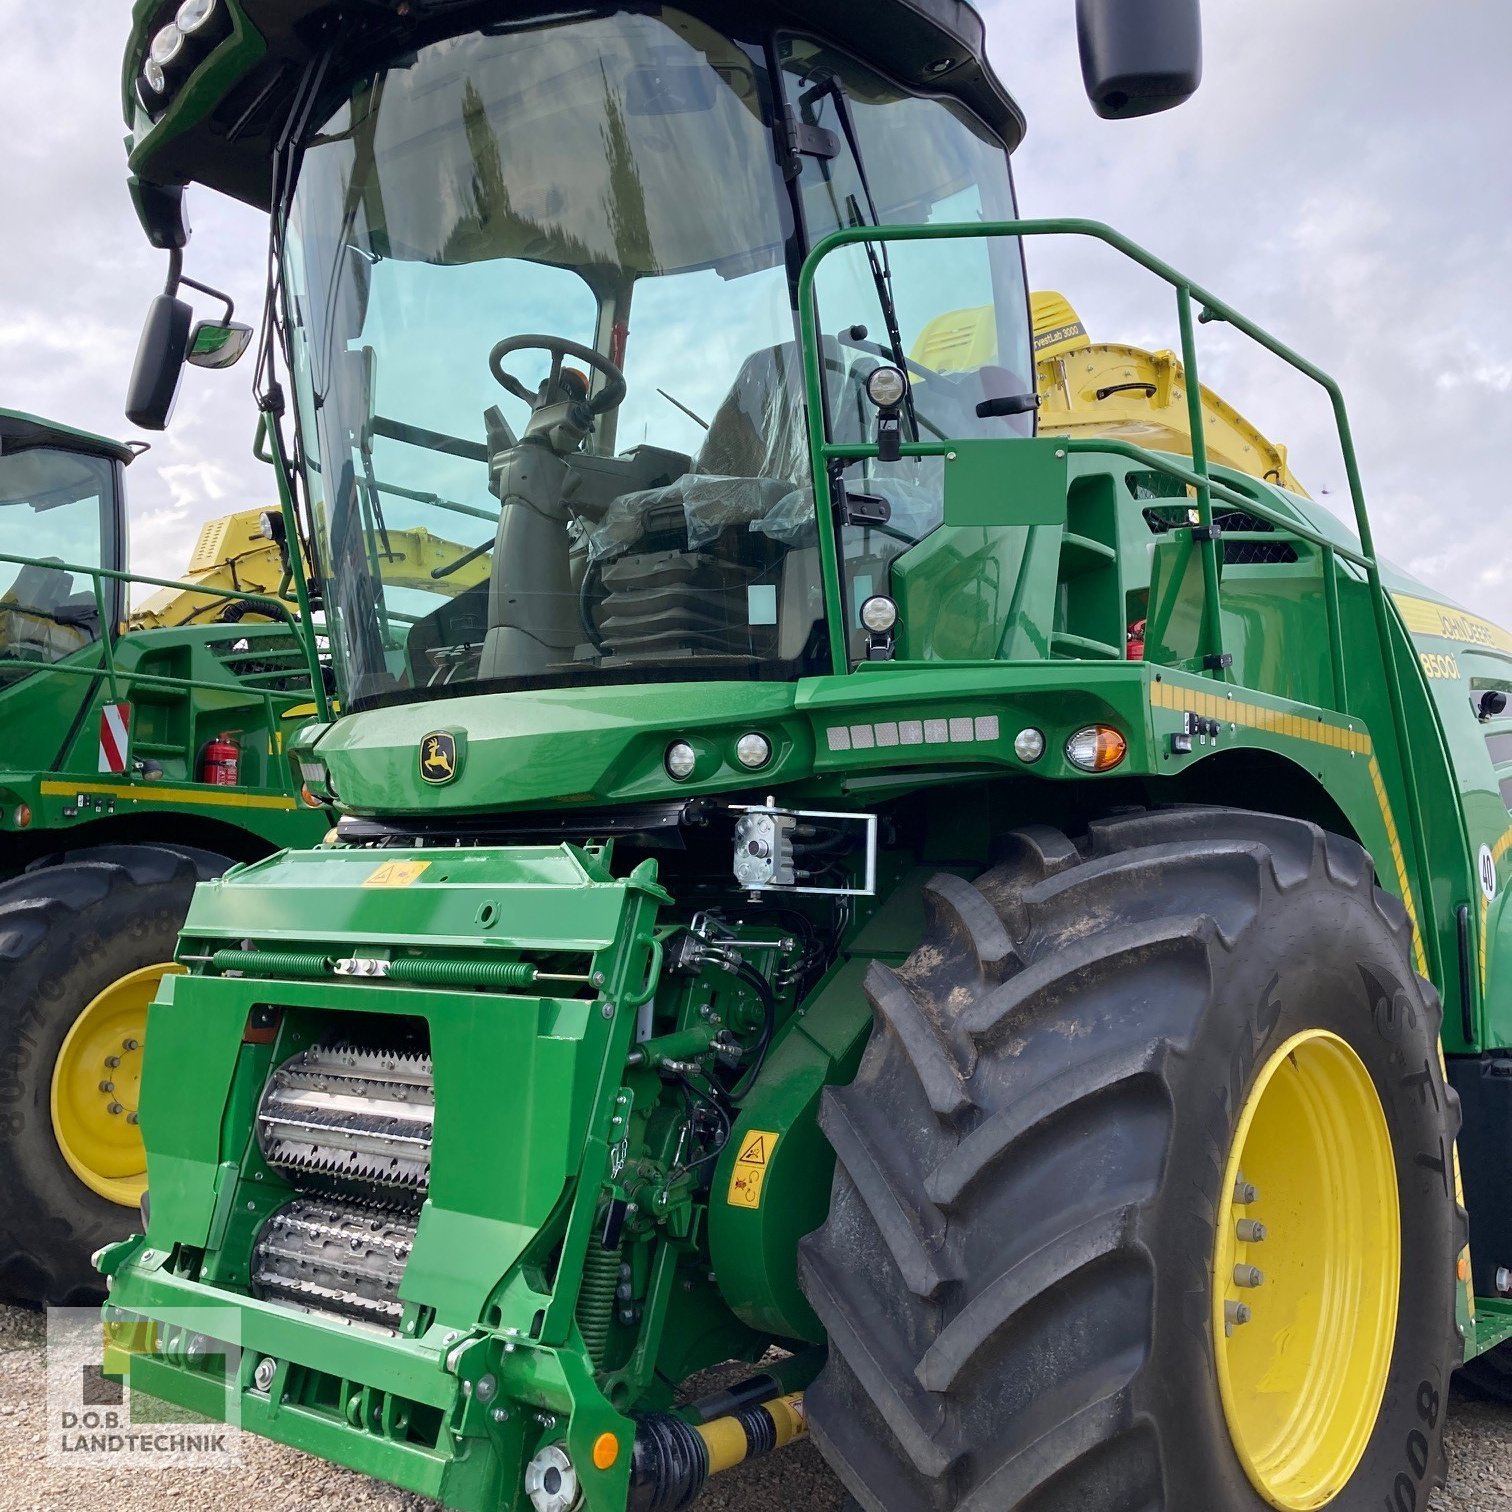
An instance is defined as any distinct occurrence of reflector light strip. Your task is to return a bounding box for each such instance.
[826,714,999,753]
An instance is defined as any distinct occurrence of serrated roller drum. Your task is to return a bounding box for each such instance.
[256,1045,434,1207]
[251,1197,418,1331]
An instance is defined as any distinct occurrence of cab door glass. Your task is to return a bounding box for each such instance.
[0,448,114,681]
[779,37,1033,658]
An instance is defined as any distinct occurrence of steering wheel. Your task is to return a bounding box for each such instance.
[489,335,628,416]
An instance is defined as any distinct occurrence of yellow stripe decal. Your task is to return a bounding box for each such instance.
[1365,756,1429,977]
[1393,594,1512,657]
[1150,680,1425,973]
[1150,680,1372,753]
[39,779,300,813]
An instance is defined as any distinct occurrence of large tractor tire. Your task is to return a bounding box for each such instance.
[0,844,226,1305]
[801,808,1465,1512]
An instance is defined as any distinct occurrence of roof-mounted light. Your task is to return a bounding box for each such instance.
[149,22,186,68]
[176,0,218,32]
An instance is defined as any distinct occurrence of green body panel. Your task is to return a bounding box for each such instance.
[706,957,873,1342]
[103,843,685,1511]
[0,622,320,865]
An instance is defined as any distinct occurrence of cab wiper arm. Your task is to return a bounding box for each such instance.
[802,76,920,451]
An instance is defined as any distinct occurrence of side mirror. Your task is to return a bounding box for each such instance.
[1075,0,1203,119]
[125,293,193,431]
[186,320,254,370]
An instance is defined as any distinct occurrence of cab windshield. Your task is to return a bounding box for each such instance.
[283,7,1030,709]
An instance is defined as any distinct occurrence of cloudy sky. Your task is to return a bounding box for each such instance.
[2,2,1509,616]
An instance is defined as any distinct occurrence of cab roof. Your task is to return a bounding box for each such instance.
[124,0,1023,213]
[0,409,137,466]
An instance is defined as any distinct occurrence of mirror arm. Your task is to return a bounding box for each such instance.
[178,274,236,325]
[163,247,184,296]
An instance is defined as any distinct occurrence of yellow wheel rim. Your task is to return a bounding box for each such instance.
[1214,1029,1401,1509]
[49,963,181,1208]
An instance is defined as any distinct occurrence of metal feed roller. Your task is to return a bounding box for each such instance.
[251,1196,419,1331]
[255,1045,435,1207]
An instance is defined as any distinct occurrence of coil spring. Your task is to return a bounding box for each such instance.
[386,959,539,988]
[210,951,541,989]
[212,949,331,978]
[577,1240,623,1370]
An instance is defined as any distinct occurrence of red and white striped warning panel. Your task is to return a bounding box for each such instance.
[98,701,132,774]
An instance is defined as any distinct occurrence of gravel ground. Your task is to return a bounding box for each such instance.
[1,1300,1506,1511]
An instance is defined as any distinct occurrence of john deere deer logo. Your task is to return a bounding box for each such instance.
[420,731,458,785]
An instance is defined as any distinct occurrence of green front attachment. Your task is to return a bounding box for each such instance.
[98,840,736,1512]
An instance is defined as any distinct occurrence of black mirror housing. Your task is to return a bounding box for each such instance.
[1075,0,1203,119]
[125,294,193,431]
[129,178,191,251]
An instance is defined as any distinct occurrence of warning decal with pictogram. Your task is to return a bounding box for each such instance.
[727,1128,780,1210]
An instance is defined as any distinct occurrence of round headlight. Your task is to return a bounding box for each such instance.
[860,595,899,635]
[736,732,773,770]
[665,741,698,781]
[176,0,218,31]
[150,22,186,66]
[1013,728,1046,764]
[1065,725,1129,773]
[142,57,167,94]
[865,365,909,411]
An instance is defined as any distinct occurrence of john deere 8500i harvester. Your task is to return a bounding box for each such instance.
[95,1,1512,1508]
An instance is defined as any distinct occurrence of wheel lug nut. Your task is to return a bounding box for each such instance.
[1225,1301,1252,1326]
[1236,1220,1267,1243]
[1234,1179,1259,1205]
[99,1081,115,1094]
[122,1039,140,1052]
[104,1056,121,1068]
[126,1112,139,1125]
[1234,1265,1265,1289]
[107,1102,124,1116]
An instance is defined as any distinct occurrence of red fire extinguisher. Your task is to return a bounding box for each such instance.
[201,732,241,786]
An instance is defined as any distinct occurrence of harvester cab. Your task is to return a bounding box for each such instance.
[0,411,136,683]
[95,2,1512,1511]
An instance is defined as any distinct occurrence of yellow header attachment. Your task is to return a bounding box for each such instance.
[910,293,1305,495]
[130,511,491,631]
[1031,290,1306,494]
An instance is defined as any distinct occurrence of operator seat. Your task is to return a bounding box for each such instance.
[476,339,855,682]
[0,560,98,666]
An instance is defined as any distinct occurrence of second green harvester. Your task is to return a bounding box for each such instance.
[0,408,328,1304]
[97,1,1512,1509]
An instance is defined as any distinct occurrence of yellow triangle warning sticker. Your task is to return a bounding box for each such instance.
[727,1128,780,1209]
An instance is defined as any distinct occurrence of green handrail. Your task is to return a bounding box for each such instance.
[254,413,332,722]
[0,652,291,744]
[0,546,320,764]
[797,217,1439,981]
